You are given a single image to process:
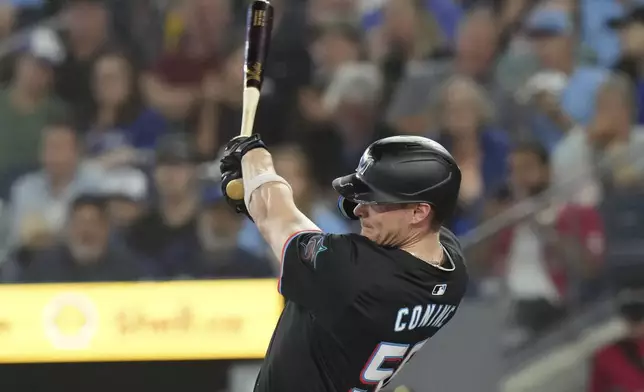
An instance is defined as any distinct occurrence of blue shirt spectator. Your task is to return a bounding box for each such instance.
[560,66,610,127]
[10,164,102,243]
[8,121,103,248]
[83,51,168,165]
[580,0,625,67]
[85,108,168,156]
[525,7,610,128]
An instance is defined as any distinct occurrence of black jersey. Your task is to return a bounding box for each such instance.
[254,228,469,392]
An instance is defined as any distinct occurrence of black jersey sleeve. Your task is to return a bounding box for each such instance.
[278,230,360,313]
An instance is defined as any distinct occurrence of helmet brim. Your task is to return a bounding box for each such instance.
[332,173,405,204]
[332,172,439,207]
[332,173,378,203]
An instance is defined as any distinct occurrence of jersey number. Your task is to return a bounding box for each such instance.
[351,338,428,392]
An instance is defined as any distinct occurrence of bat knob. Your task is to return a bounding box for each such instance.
[226,179,245,201]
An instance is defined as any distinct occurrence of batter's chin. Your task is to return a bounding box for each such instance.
[360,228,378,243]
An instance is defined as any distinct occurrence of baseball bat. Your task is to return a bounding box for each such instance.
[225,0,274,201]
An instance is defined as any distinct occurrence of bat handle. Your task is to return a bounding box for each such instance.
[240,87,261,137]
[224,87,261,201]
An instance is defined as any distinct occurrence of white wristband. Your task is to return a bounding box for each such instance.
[244,173,292,209]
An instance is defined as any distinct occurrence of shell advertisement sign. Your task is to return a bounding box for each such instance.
[0,279,282,363]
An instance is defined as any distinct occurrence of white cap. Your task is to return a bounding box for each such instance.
[517,70,568,103]
[26,27,65,65]
[101,168,148,201]
[322,62,383,113]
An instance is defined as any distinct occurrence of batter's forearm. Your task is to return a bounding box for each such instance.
[241,148,320,259]
[241,149,283,222]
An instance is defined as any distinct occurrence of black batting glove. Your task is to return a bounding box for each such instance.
[219,134,266,221]
[222,134,267,163]
[220,154,253,220]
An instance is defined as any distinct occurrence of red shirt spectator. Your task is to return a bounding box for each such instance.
[591,340,644,392]
[151,48,220,86]
[479,144,604,302]
[141,0,232,124]
[590,288,644,392]
[491,203,604,299]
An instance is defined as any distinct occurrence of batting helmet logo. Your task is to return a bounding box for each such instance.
[357,151,374,177]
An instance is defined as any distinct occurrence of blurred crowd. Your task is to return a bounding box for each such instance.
[0,0,643,366]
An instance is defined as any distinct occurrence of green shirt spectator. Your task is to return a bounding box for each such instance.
[0,26,67,196]
[0,88,66,171]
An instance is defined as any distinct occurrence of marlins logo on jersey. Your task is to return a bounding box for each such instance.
[300,234,327,268]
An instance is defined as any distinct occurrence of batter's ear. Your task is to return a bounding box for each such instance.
[337,197,359,220]
[410,203,432,225]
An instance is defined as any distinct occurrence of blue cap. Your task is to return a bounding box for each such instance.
[525,9,573,37]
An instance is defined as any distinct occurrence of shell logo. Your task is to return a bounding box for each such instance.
[42,292,99,350]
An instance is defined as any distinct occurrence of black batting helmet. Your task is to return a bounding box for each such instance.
[332,136,461,224]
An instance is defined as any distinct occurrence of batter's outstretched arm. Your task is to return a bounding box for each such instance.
[241,148,322,260]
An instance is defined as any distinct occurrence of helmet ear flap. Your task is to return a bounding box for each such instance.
[337,197,359,220]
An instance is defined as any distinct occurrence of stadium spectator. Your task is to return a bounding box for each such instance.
[522,7,608,145]
[293,27,367,187]
[0,3,15,41]
[14,193,142,283]
[386,7,517,137]
[309,22,363,89]
[309,62,392,183]
[194,185,274,279]
[124,134,201,279]
[433,75,510,236]
[552,73,644,204]
[100,167,148,231]
[261,0,311,127]
[0,208,56,282]
[295,22,363,132]
[610,0,644,124]
[82,50,167,167]
[0,27,66,191]
[109,0,165,68]
[307,0,358,25]
[362,0,449,110]
[481,143,604,342]
[498,2,599,92]
[55,0,124,118]
[369,0,445,64]
[142,0,233,128]
[195,40,285,160]
[514,69,575,151]
[8,118,102,248]
[563,73,644,286]
[579,0,625,67]
[590,287,644,392]
[11,0,51,28]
